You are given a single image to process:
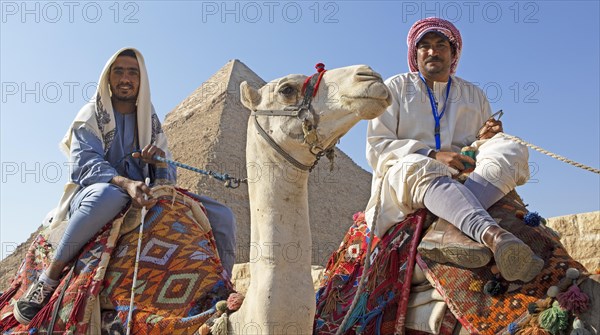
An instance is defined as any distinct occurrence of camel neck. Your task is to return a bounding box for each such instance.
[236,131,316,330]
[247,158,312,267]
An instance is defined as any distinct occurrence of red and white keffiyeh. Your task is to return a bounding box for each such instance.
[407,17,463,74]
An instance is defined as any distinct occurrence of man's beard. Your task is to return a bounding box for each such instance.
[112,94,137,102]
[110,84,138,102]
[424,66,445,75]
[423,57,449,75]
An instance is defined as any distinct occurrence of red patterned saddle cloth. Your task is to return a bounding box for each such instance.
[314,191,588,334]
[417,191,587,334]
[0,186,232,335]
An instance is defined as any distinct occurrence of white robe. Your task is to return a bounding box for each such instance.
[48,47,171,232]
[365,72,530,237]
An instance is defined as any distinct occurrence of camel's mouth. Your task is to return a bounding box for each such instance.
[340,80,391,119]
[345,79,391,103]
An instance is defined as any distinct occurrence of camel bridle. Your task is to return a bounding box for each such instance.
[251,63,336,172]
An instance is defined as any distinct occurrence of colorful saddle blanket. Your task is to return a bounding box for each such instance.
[99,187,233,335]
[0,215,122,334]
[418,191,588,334]
[314,191,589,335]
[0,186,232,335]
[313,210,448,334]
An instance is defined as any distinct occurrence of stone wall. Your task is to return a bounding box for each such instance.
[546,211,600,272]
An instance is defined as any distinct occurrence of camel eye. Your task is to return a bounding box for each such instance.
[278,85,296,96]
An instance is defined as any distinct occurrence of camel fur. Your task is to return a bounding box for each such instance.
[227,65,391,334]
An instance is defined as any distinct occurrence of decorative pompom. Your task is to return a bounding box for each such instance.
[353,212,365,223]
[483,279,507,296]
[315,63,326,73]
[528,302,540,314]
[227,292,244,311]
[546,286,560,298]
[528,297,552,314]
[215,300,228,313]
[524,211,543,227]
[508,322,519,334]
[558,277,573,292]
[557,284,590,314]
[566,268,580,280]
[538,301,569,334]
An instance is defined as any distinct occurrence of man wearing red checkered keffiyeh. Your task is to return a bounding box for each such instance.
[365,17,541,284]
[406,17,463,76]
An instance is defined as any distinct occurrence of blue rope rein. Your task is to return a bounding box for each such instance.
[121,150,246,188]
[153,155,247,189]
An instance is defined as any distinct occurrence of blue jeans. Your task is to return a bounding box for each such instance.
[53,183,129,263]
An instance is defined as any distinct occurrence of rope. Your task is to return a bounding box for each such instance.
[47,269,75,333]
[153,155,247,188]
[499,133,600,175]
[126,178,150,335]
[336,174,386,335]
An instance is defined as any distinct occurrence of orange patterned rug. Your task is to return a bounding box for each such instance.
[417,191,589,334]
[314,191,590,334]
[0,186,232,335]
[99,186,233,335]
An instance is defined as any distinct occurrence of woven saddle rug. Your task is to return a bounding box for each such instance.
[0,211,123,334]
[0,186,232,335]
[314,210,460,335]
[314,191,588,335]
[98,186,233,335]
[417,190,588,335]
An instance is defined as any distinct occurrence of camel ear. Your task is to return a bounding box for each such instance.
[240,81,261,111]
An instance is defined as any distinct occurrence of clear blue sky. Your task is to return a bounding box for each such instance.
[1,1,599,260]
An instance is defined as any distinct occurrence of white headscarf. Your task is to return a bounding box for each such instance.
[59,47,168,157]
[51,47,171,228]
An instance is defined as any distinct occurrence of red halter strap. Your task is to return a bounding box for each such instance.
[302,63,327,97]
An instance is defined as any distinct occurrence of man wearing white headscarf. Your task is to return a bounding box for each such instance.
[365,18,542,283]
[14,48,236,325]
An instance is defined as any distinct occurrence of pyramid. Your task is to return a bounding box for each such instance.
[162,59,373,265]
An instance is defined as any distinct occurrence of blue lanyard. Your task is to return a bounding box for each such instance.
[419,73,452,151]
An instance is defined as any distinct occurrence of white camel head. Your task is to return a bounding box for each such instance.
[241,64,391,171]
